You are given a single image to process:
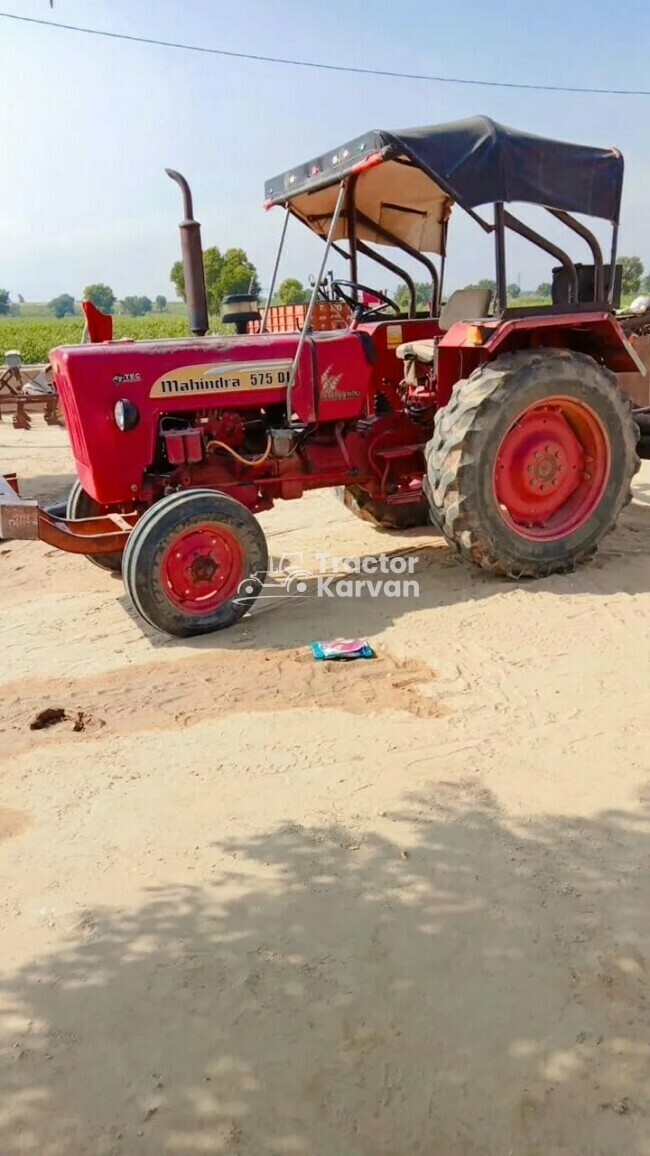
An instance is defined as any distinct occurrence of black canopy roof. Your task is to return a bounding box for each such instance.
[265,115,624,230]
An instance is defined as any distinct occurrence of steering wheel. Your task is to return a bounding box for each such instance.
[330,280,400,319]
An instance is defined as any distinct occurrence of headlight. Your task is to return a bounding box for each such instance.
[114,399,139,431]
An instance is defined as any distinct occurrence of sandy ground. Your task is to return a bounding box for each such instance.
[1,421,650,1156]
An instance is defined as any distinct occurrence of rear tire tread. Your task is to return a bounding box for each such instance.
[424,350,640,578]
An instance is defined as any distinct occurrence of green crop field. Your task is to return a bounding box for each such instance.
[10,301,188,319]
[0,314,197,363]
[1,296,640,364]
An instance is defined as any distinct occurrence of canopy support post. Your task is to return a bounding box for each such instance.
[503,209,579,304]
[356,240,417,316]
[353,210,439,317]
[285,179,347,424]
[261,207,290,333]
[548,209,605,301]
[608,223,620,305]
[346,178,359,297]
[436,255,445,315]
[494,203,507,315]
[437,219,448,315]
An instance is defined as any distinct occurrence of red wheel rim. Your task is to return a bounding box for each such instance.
[161,522,244,614]
[493,397,610,541]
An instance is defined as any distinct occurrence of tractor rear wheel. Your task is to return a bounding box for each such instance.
[66,480,125,573]
[425,350,639,578]
[122,489,268,637]
[334,484,430,530]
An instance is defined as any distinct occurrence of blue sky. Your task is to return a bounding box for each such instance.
[1,0,650,301]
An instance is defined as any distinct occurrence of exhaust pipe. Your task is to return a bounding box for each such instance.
[166,169,208,337]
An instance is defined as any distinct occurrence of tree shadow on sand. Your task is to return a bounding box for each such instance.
[1,784,648,1155]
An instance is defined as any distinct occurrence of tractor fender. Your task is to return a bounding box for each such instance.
[437,313,644,407]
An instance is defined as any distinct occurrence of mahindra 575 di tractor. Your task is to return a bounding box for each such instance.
[0,116,644,636]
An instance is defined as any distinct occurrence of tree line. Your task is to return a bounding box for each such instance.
[169,246,312,309]
[77,288,170,317]
[3,252,650,322]
[47,288,169,318]
[0,287,168,318]
[461,256,650,300]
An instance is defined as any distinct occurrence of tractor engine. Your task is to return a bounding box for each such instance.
[150,397,430,512]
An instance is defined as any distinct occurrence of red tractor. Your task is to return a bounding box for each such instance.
[0,116,643,636]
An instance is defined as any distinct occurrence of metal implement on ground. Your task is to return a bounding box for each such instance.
[0,353,62,429]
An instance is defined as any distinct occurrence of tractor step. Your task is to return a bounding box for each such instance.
[385,488,425,506]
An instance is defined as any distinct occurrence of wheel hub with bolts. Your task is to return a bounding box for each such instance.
[162,524,244,612]
[494,397,609,538]
[122,489,269,637]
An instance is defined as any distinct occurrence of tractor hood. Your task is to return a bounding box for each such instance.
[51,332,302,403]
[50,333,308,504]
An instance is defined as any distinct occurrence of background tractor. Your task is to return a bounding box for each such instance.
[0,116,643,636]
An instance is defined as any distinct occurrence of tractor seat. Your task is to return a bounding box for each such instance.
[395,338,436,364]
[396,287,492,365]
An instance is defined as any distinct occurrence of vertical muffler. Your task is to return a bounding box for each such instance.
[166,169,209,337]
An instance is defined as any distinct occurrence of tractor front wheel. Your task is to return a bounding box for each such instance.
[425,350,639,578]
[122,489,268,637]
[66,480,125,573]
